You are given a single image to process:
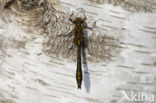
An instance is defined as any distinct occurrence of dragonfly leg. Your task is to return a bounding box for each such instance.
[69,12,74,23]
[67,44,74,55]
[86,46,93,56]
[4,0,15,8]
[57,30,73,37]
[84,21,97,30]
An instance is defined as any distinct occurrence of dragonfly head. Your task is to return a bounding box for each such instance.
[74,17,84,26]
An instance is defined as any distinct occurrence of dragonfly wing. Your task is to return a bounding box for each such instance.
[87,34,120,61]
[43,14,77,59]
[44,33,77,59]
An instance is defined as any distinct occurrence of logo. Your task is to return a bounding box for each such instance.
[120,91,155,102]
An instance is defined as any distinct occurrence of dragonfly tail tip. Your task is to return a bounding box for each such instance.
[78,86,81,89]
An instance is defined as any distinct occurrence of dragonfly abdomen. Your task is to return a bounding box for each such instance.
[76,44,82,89]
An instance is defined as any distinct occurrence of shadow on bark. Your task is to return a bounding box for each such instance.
[82,47,90,93]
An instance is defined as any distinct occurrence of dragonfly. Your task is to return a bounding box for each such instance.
[44,11,119,89]
[68,15,96,89]
[48,13,96,89]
